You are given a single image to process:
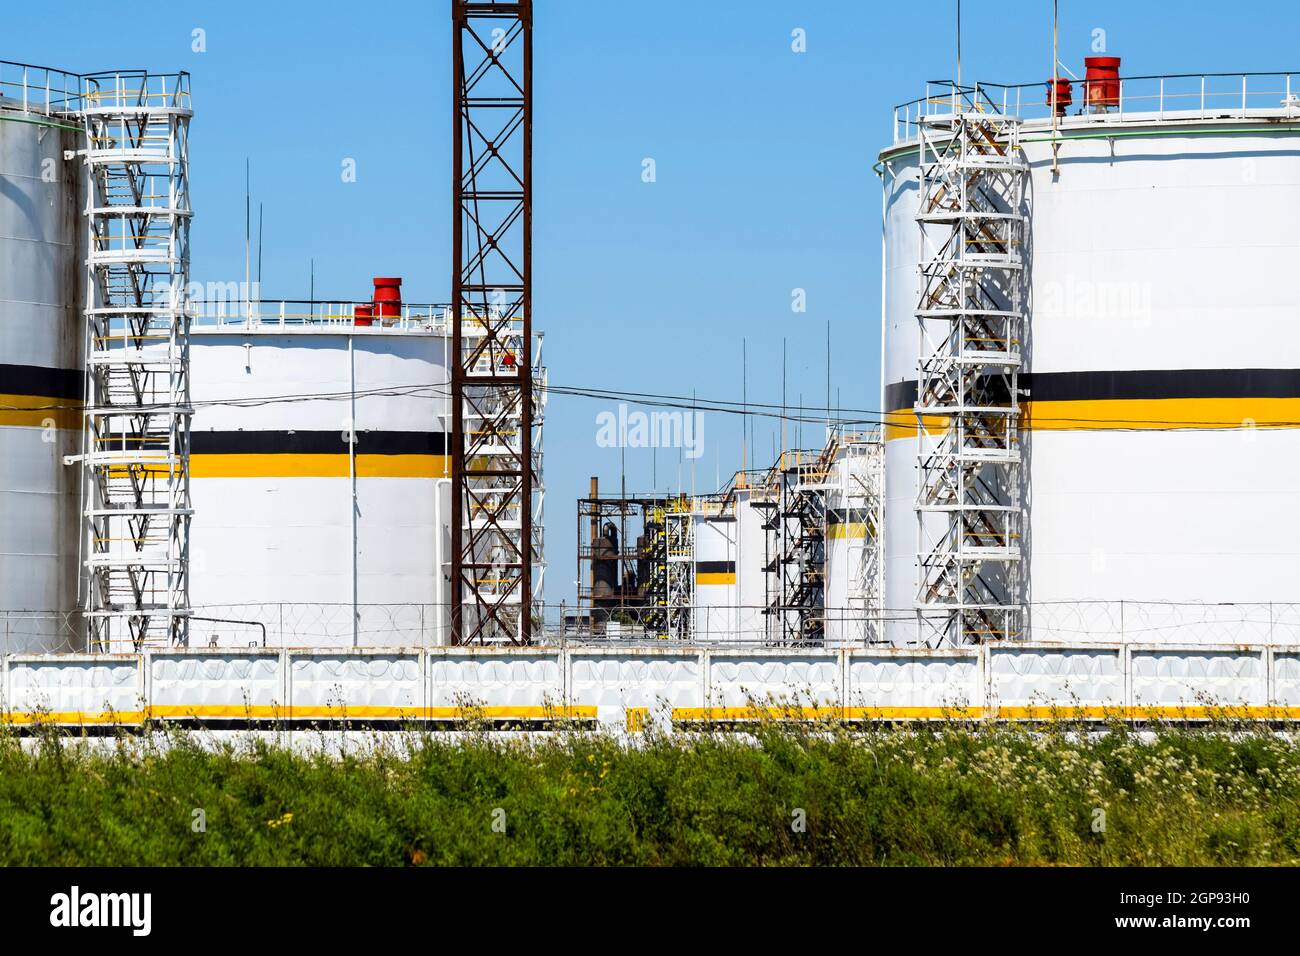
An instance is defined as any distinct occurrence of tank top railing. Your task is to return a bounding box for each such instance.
[0,60,81,115]
[0,60,191,116]
[893,71,1300,144]
[191,299,454,333]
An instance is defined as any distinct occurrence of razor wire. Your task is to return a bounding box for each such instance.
[3,601,1300,652]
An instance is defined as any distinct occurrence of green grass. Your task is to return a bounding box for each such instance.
[2,720,1299,865]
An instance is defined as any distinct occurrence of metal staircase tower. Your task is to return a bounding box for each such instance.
[78,71,194,651]
[760,447,832,646]
[914,95,1027,646]
[664,501,693,641]
[451,0,536,644]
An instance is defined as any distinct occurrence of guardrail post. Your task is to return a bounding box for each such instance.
[141,649,152,718]
[420,645,429,721]
[1123,643,1134,712]
[700,646,711,710]
[280,648,291,734]
[839,647,848,714]
[561,645,571,713]
[980,644,991,718]
[1265,645,1275,708]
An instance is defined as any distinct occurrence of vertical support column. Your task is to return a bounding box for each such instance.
[451,1,535,644]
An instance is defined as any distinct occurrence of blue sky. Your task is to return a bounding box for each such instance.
[8,0,1300,602]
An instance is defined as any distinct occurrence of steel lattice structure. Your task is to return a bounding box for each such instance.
[451,1,536,644]
[78,71,194,651]
[664,502,693,641]
[914,93,1027,646]
[757,446,832,646]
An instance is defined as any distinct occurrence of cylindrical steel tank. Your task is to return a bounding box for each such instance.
[733,489,768,644]
[592,521,619,600]
[692,506,738,642]
[186,321,452,647]
[0,79,85,652]
[823,438,881,648]
[880,75,1300,644]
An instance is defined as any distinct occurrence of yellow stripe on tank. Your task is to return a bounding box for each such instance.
[1023,397,1300,431]
[883,409,946,440]
[0,394,81,430]
[884,397,1300,441]
[827,522,868,540]
[695,572,737,586]
[189,453,452,479]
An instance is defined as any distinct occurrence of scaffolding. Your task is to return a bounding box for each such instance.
[757,445,832,646]
[78,71,194,651]
[914,90,1027,646]
[664,500,694,641]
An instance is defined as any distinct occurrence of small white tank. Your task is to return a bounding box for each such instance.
[187,317,453,647]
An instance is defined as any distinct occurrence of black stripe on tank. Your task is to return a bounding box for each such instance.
[0,364,82,400]
[190,431,448,455]
[884,380,917,411]
[885,369,1300,409]
[1025,368,1300,402]
[696,560,736,574]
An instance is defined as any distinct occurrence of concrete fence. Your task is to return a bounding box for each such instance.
[3,642,1300,733]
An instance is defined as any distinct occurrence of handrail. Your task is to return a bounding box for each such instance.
[0,59,190,116]
[187,298,548,335]
[892,70,1300,144]
[191,299,452,332]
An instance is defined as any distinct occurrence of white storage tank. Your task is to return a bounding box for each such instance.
[733,488,769,644]
[688,488,771,644]
[187,305,453,647]
[823,436,882,648]
[881,68,1300,644]
[0,66,85,652]
[691,504,738,642]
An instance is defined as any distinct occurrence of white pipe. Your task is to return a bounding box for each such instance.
[434,477,451,646]
[430,329,454,647]
[349,332,358,647]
